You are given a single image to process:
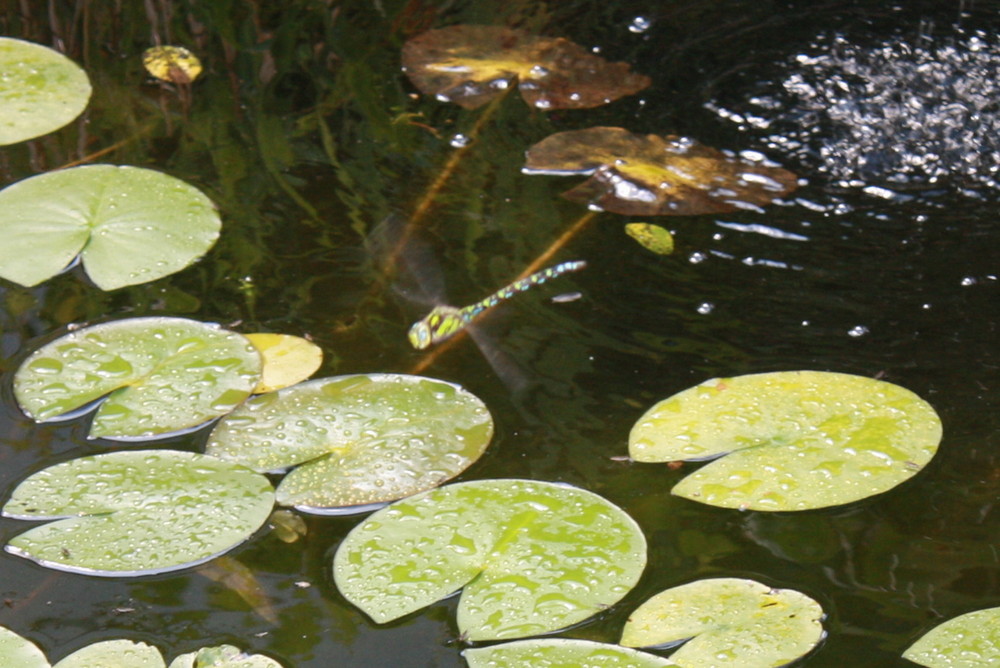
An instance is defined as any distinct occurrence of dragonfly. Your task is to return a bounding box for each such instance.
[407,260,587,349]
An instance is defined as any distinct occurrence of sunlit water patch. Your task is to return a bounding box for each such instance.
[708,27,1000,190]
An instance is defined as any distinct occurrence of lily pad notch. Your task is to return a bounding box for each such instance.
[629,371,942,511]
[13,316,262,440]
[2,450,275,576]
[0,164,221,290]
[207,374,494,513]
[333,478,647,641]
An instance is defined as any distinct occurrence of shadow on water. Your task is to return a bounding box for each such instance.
[0,0,997,666]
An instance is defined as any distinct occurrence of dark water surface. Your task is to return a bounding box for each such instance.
[1,1,998,666]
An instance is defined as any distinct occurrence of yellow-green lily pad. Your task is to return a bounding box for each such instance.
[0,37,92,145]
[465,639,677,668]
[402,25,649,110]
[3,450,274,576]
[629,371,942,511]
[904,606,1000,667]
[0,626,47,668]
[524,127,798,216]
[206,374,493,513]
[14,317,261,440]
[167,644,284,668]
[333,479,647,641]
[621,578,824,667]
[0,165,221,290]
[53,640,164,668]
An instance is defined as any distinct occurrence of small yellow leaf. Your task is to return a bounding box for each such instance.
[625,222,674,255]
[142,45,203,84]
[245,333,323,393]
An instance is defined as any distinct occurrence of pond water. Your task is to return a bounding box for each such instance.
[1,0,998,666]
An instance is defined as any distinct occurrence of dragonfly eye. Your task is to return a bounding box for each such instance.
[408,321,432,349]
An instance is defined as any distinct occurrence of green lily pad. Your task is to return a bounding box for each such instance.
[206,374,493,513]
[464,639,677,668]
[333,479,647,641]
[0,626,48,668]
[3,450,274,576]
[523,127,797,216]
[0,165,221,289]
[52,640,164,668]
[168,644,284,668]
[629,371,942,511]
[14,316,261,440]
[620,578,824,667]
[0,37,92,145]
[903,606,1000,667]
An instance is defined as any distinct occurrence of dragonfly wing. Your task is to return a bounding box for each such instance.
[465,320,530,394]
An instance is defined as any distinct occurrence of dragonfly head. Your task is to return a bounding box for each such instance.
[408,319,433,349]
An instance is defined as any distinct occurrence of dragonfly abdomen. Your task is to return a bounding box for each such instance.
[462,260,587,320]
[409,260,587,349]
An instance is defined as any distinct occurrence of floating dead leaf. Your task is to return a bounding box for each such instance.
[142,45,202,84]
[625,222,674,254]
[524,127,798,215]
[401,25,649,110]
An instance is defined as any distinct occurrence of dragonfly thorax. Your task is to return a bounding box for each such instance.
[408,305,467,349]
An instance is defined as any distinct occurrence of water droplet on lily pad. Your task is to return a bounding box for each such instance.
[168,643,285,667]
[52,639,165,667]
[0,165,220,290]
[2,450,274,577]
[903,605,1000,667]
[621,577,824,666]
[464,638,674,668]
[0,626,47,667]
[13,317,261,440]
[207,374,493,513]
[629,371,942,510]
[332,478,646,641]
[0,37,92,146]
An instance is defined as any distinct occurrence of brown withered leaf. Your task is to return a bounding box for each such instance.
[523,127,799,215]
[401,25,650,110]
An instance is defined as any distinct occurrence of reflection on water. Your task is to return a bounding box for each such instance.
[710,25,1000,190]
[0,0,998,666]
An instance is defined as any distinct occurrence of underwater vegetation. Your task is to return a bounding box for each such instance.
[0,1,998,666]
